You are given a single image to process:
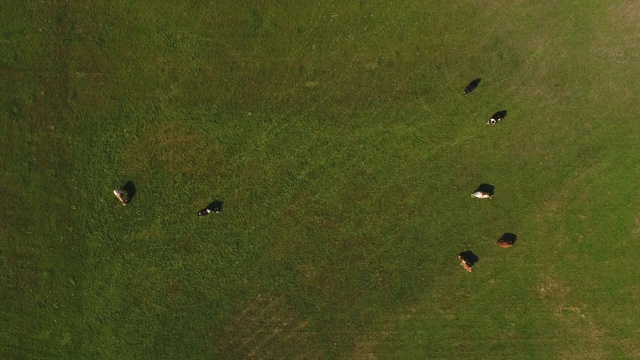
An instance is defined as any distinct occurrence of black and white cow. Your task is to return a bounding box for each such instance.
[487,110,507,125]
[198,208,217,216]
[198,200,223,216]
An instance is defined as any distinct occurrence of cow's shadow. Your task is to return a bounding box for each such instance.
[207,200,224,212]
[459,251,479,267]
[498,233,517,246]
[491,110,508,119]
[474,183,495,196]
[121,181,136,201]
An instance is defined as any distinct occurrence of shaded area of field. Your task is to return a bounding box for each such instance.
[2,0,640,358]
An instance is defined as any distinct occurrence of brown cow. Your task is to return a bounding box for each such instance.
[496,233,517,248]
[113,189,129,206]
[497,240,513,248]
[458,255,473,272]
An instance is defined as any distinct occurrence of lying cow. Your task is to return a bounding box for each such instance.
[471,191,492,199]
[487,110,507,125]
[458,254,474,273]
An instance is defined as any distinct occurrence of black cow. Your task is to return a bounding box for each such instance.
[463,78,481,95]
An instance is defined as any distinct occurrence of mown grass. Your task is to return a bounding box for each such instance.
[2,0,640,358]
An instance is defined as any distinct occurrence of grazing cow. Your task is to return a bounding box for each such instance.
[463,78,481,95]
[458,253,474,273]
[487,110,507,125]
[471,191,492,199]
[113,189,129,206]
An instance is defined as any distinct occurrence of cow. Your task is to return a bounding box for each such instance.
[497,240,512,248]
[471,191,492,199]
[497,233,517,248]
[113,189,129,206]
[464,78,481,95]
[113,181,135,206]
[458,252,476,273]
[197,207,219,216]
[487,110,507,125]
[198,200,223,216]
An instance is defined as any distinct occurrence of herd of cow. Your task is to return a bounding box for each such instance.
[112,78,509,274]
[459,78,513,273]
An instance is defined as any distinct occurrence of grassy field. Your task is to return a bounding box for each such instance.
[3,0,640,358]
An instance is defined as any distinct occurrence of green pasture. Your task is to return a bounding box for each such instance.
[2,0,640,358]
